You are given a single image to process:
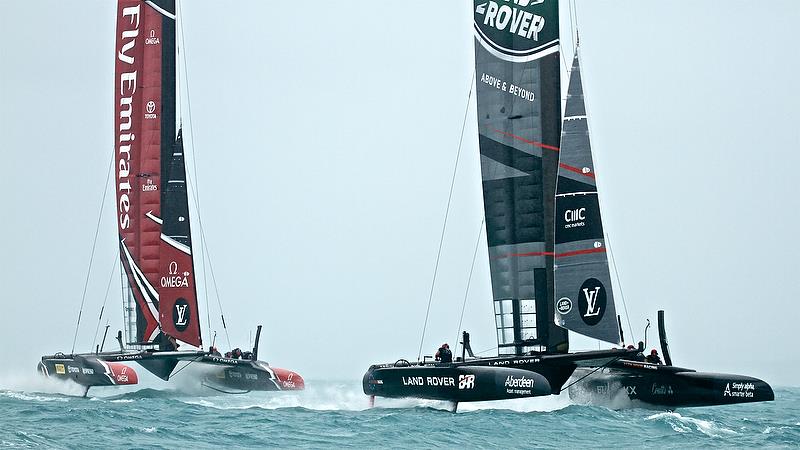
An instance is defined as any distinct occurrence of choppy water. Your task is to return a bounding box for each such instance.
[0,375,797,448]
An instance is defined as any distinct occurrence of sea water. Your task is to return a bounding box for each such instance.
[0,375,797,448]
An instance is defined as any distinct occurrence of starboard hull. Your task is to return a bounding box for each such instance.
[568,360,775,408]
[198,356,304,392]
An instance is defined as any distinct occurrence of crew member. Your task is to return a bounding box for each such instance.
[435,343,452,363]
[163,334,179,351]
[231,348,243,359]
[645,349,662,365]
[209,346,221,356]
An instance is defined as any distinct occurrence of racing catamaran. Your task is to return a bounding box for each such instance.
[38,0,303,396]
[363,0,773,410]
[362,0,635,411]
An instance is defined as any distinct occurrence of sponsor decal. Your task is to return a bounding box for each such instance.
[116,366,129,383]
[595,383,609,395]
[563,207,586,229]
[578,278,606,326]
[621,361,658,370]
[651,384,673,396]
[116,4,141,230]
[81,367,95,375]
[245,373,258,380]
[624,385,637,396]
[144,100,157,119]
[473,0,558,62]
[723,382,755,398]
[557,297,572,314]
[401,376,455,387]
[55,364,66,375]
[161,261,190,288]
[113,354,143,361]
[229,371,242,378]
[145,29,160,45]
[173,298,190,331]
[142,178,158,192]
[491,357,541,366]
[479,72,535,102]
[504,376,535,396]
[210,356,240,364]
[68,366,80,374]
[458,374,476,390]
[504,375,534,388]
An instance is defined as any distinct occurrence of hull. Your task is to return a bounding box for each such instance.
[38,349,207,388]
[363,349,632,403]
[38,354,139,388]
[198,356,304,392]
[568,360,775,408]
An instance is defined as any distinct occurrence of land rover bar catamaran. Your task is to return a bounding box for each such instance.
[363,0,636,411]
[363,0,773,410]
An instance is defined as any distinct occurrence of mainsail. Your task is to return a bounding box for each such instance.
[553,50,620,345]
[473,0,568,355]
[114,0,202,347]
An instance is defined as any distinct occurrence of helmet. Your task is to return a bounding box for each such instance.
[651,349,658,355]
[443,343,449,349]
[626,345,635,350]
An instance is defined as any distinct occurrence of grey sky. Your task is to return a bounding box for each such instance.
[0,1,797,387]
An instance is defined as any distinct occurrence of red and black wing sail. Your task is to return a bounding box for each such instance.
[115,0,201,347]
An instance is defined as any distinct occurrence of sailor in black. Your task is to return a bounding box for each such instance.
[435,343,453,363]
[645,349,662,365]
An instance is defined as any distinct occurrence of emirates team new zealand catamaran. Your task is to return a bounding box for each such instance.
[362,0,772,410]
[38,0,303,396]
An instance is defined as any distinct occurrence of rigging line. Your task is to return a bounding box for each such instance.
[563,0,575,69]
[168,356,203,378]
[91,255,120,350]
[454,218,485,355]
[416,69,476,361]
[607,234,635,343]
[474,346,497,356]
[561,356,622,391]
[71,152,115,354]
[178,0,215,347]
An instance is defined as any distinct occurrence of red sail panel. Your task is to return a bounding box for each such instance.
[116,0,160,343]
[138,2,164,300]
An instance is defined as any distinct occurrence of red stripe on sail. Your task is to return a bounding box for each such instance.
[559,162,596,179]
[492,247,606,260]
[555,247,606,258]
[491,251,555,260]
[492,129,560,152]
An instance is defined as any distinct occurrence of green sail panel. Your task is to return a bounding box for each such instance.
[473,0,568,354]
[553,51,621,346]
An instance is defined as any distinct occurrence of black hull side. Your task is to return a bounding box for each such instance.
[363,349,632,403]
[198,356,304,392]
[38,354,138,388]
[569,360,775,408]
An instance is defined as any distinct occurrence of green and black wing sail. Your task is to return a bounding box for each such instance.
[473,0,568,355]
[553,50,621,345]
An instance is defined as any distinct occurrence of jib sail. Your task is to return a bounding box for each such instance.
[115,0,202,347]
[473,0,568,355]
[553,50,620,345]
